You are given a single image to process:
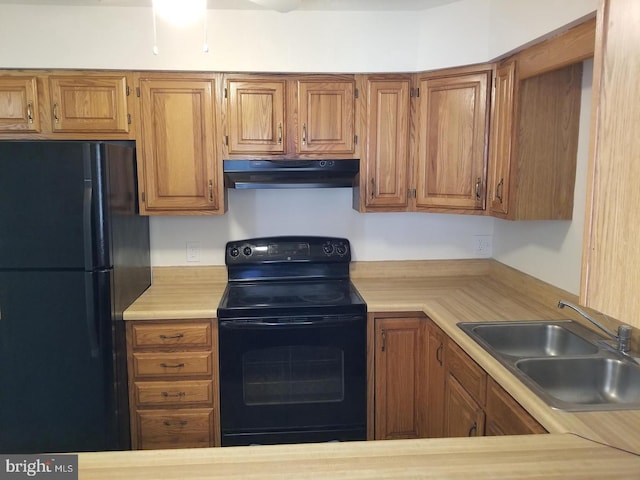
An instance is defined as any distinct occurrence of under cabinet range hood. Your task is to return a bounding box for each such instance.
[223,159,360,189]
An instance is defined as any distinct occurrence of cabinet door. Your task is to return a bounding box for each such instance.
[374,317,427,440]
[138,77,220,214]
[226,78,286,154]
[485,377,546,436]
[298,79,355,154]
[0,76,40,132]
[49,75,129,133]
[443,374,485,438]
[425,320,446,438]
[488,61,516,216]
[362,77,411,210]
[415,70,490,210]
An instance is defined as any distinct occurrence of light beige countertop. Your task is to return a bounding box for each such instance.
[77,434,639,479]
[121,259,640,475]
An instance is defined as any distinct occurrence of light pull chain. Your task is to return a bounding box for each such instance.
[203,7,209,53]
[152,3,159,55]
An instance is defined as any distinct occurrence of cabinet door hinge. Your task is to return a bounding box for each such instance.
[410,87,420,98]
[127,113,131,125]
[354,88,359,99]
[136,87,141,97]
[408,189,417,199]
[224,87,228,99]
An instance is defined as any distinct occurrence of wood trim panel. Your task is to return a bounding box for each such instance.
[446,338,487,407]
[517,17,596,80]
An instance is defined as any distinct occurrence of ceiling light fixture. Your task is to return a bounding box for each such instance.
[151,0,208,55]
[247,0,303,13]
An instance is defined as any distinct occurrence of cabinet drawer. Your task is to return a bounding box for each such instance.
[136,409,214,449]
[446,339,487,406]
[134,380,213,407]
[131,322,212,349]
[133,352,212,378]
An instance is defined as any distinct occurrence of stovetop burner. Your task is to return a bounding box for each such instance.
[216,236,366,319]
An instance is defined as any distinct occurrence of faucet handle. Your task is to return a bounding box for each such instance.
[617,325,632,354]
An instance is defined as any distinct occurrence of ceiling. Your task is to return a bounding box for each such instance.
[0,0,463,11]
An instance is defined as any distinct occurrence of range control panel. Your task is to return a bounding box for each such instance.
[225,236,351,264]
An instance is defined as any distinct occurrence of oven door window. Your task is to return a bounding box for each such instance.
[219,315,366,436]
[243,345,344,405]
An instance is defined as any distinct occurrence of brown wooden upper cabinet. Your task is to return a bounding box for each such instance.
[0,76,41,132]
[137,74,223,215]
[225,76,286,155]
[0,70,133,139]
[355,66,491,214]
[223,74,356,158]
[358,75,412,211]
[487,59,582,220]
[487,18,595,221]
[415,67,490,212]
[48,75,129,133]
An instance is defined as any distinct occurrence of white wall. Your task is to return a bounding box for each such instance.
[0,1,597,278]
[491,59,593,295]
[487,0,598,58]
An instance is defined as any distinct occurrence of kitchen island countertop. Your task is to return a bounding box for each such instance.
[78,433,639,479]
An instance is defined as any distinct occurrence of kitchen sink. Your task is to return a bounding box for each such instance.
[457,320,640,411]
[516,357,640,409]
[462,321,599,357]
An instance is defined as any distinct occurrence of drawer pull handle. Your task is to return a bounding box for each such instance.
[163,420,188,427]
[161,391,186,398]
[496,178,504,203]
[160,362,185,368]
[468,421,478,437]
[159,333,184,340]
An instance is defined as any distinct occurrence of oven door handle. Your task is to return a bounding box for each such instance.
[219,316,363,329]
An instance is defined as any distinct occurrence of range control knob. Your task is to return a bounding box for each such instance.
[322,243,334,255]
[229,247,240,258]
[243,246,253,257]
[335,244,348,256]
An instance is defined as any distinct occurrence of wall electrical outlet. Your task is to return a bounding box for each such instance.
[186,241,201,262]
[472,235,493,258]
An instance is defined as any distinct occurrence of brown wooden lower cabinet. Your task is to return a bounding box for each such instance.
[373,315,427,439]
[443,374,485,437]
[136,409,215,450]
[485,377,546,435]
[372,312,546,441]
[126,319,220,449]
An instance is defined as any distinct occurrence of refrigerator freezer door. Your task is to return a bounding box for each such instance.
[0,141,130,271]
[0,269,122,453]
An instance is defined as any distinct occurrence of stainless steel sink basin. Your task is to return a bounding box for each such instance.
[516,357,640,409]
[464,322,599,357]
[457,320,640,411]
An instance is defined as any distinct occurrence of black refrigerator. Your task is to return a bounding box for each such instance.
[0,141,151,454]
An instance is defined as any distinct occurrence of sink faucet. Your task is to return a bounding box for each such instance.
[557,300,632,354]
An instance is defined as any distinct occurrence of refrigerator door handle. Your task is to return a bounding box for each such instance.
[82,178,94,271]
[84,272,101,358]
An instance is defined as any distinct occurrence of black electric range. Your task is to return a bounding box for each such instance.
[216,236,367,446]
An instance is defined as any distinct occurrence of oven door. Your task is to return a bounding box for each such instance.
[218,314,366,446]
